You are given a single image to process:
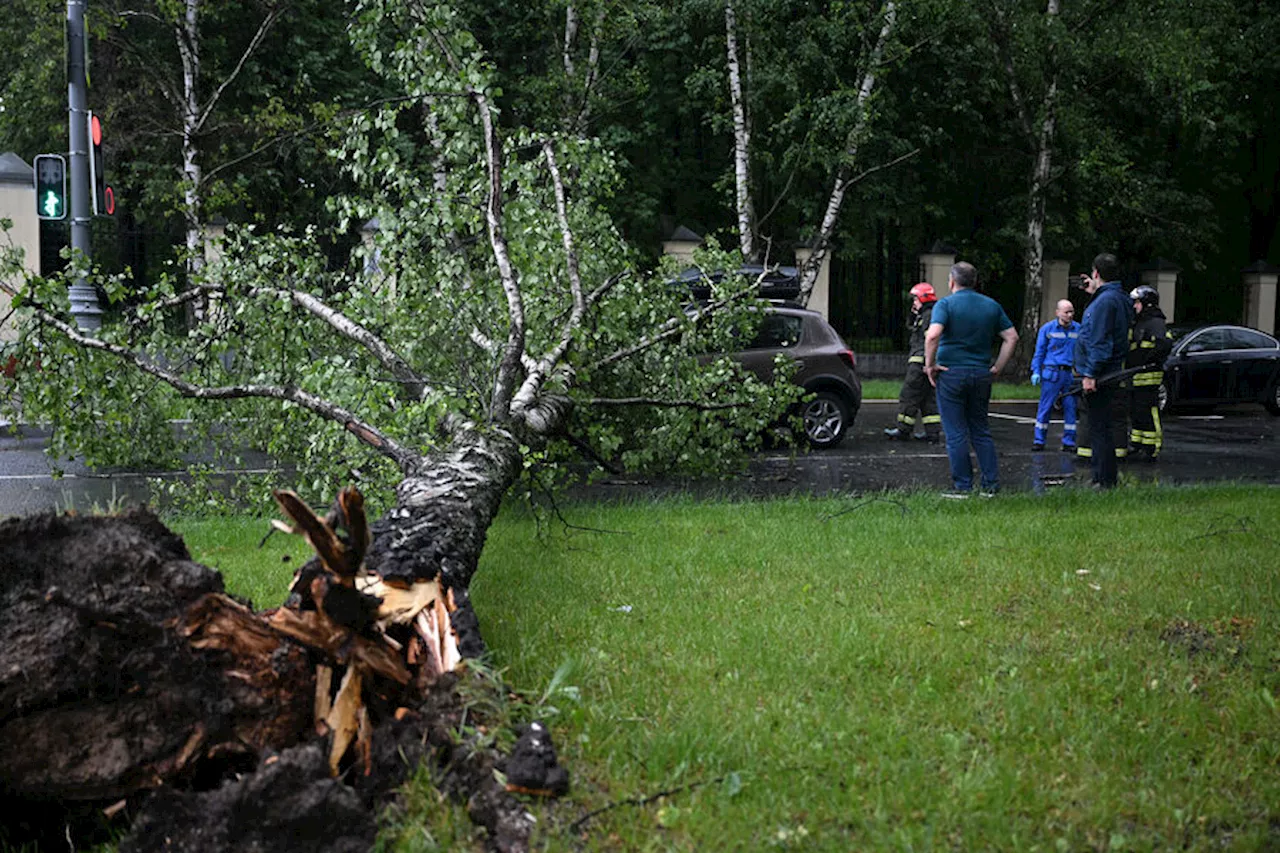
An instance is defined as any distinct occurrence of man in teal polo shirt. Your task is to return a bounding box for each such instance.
[923,262,1019,497]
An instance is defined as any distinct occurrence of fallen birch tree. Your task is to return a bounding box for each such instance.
[0,0,796,848]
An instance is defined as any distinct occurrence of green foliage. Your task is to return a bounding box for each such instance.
[1,1,799,507]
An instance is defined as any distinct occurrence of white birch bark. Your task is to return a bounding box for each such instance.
[165,0,281,323]
[725,0,755,261]
[177,0,204,320]
[797,0,897,303]
[562,5,605,134]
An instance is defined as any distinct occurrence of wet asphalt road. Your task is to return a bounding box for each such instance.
[575,399,1280,501]
[0,400,1276,515]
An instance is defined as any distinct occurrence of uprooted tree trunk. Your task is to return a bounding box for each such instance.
[0,430,564,852]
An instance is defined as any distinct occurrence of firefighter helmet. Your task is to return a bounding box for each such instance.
[909,282,937,304]
[1129,285,1159,307]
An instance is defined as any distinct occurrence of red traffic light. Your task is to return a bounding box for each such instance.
[91,114,102,146]
[104,186,115,216]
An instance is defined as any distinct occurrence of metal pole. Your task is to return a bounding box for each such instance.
[67,0,101,331]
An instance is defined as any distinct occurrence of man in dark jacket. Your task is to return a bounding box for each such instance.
[1074,253,1135,489]
[1126,285,1173,460]
[884,282,941,442]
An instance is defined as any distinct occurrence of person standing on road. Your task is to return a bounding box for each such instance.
[1126,285,1172,460]
[1030,299,1080,452]
[884,282,942,443]
[1074,253,1135,489]
[923,262,1019,498]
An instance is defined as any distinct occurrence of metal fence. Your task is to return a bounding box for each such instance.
[827,248,916,352]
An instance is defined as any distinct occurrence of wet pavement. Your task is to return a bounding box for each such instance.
[0,424,279,517]
[573,400,1280,501]
[0,400,1276,516]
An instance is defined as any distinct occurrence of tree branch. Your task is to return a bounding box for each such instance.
[195,5,285,134]
[3,286,423,473]
[797,0,898,302]
[251,283,429,400]
[510,140,587,417]
[585,278,764,372]
[421,21,526,422]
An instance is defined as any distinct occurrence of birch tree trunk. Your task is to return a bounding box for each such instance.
[561,4,605,135]
[797,0,897,304]
[178,0,205,322]
[989,0,1061,373]
[725,0,755,261]
[1016,73,1058,372]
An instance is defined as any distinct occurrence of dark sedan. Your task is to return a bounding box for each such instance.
[1159,324,1280,414]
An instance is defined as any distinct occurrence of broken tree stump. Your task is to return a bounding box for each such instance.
[0,493,563,852]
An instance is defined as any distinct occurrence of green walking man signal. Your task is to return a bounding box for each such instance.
[34,154,67,221]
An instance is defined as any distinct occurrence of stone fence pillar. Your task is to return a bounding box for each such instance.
[794,245,830,319]
[1041,259,1070,322]
[1140,258,1179,322]
[918,241,956,294]
[0,153,39,343]
[661,225,702,267]
[1242,261,1279,335]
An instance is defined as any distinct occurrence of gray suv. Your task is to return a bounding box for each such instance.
[731,305,862,448]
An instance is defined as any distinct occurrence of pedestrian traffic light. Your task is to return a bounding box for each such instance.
[34,154,67,221]
[88,112,114,216]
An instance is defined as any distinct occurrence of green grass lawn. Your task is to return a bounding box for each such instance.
[862,378,1040,400]
[175,484,1280,851]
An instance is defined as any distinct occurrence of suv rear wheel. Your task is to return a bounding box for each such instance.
[802,391,850,448]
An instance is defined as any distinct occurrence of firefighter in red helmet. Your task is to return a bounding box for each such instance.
[884,282,942,442]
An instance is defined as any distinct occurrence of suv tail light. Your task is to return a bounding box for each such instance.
[838,349,856,370]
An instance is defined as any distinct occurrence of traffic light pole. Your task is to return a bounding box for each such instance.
[67,0,101,331]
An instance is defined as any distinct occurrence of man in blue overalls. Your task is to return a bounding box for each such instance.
[1029,299,1080,451]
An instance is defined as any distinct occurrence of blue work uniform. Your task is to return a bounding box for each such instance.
[1030,318,1080,447]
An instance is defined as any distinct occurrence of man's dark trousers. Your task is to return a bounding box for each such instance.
[936,367,999,492]
[1086,384,1120,487]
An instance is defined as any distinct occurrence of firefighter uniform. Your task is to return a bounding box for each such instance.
[887,300,941,440]
[1126,296,1172,459]
[1030,315,1080,449]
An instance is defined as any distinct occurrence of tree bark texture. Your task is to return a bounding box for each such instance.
[725,0,755,261]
